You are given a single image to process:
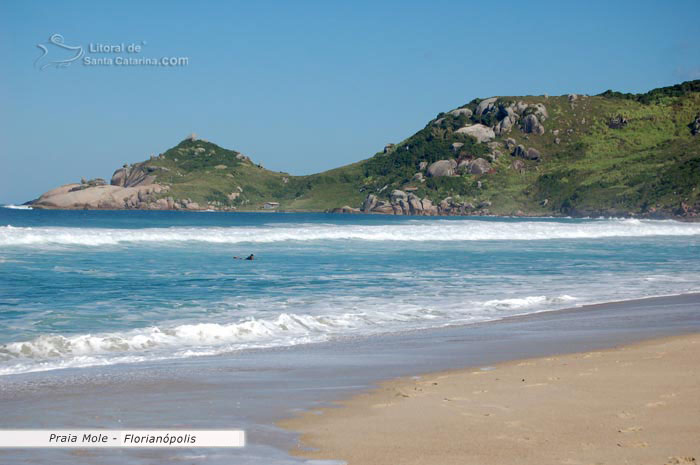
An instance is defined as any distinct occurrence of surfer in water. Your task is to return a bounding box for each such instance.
[233,254,255,261]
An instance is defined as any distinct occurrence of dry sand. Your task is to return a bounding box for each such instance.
[280,333,700,465]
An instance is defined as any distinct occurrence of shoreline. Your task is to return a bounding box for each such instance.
[2,292,699,465]
[7,205,699,221]
[280,332,700,465]
[1,292,698,379]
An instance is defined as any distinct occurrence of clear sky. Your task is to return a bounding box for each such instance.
[1,0,698,204]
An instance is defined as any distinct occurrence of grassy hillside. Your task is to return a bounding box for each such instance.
[139,139,366,211]
[138,80,700,217]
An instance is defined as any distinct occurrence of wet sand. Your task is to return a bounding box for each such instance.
[282,333,700,465]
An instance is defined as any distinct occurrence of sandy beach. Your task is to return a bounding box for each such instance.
[281,333,700,465]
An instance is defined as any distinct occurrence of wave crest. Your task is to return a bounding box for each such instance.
[2,219,699,247]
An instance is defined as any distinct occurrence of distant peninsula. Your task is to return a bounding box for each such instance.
[29,80,700,219]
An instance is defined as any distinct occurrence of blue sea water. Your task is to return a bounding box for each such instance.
[1,207,700,377]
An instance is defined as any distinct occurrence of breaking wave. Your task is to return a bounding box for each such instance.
[2,218,699,247]
[0,294,578,375]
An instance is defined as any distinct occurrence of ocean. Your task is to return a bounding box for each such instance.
[1,208,700,464]
[1,208,700,376]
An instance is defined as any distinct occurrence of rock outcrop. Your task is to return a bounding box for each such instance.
[513,145,541,161]
[359,192,491,217]
[449,108,472,118]
[31,183,172,210]
[468,158,492,174]
[522,114,545,134]
[110,162,159,188]
[690,113,700,136]
[475,97,497,116]
[427,159,457,177]
[608,114,629,129]
[455,124,495,143]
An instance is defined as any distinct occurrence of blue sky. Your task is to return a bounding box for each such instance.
[0,0,698,204]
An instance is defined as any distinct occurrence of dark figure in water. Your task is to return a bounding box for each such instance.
[234,254,255,260]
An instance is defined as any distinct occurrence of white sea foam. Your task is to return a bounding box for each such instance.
[1,204,32,210]
[483,295,577,310]
[1,218,699,247]
[0,294,579,375]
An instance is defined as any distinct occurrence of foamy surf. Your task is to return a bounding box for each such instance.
[0,294,581,375]
[1,218,700,247]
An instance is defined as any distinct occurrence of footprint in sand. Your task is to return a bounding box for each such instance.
[616,411,635,419]
[618,426,643,433]
[665,457,696,465]
[617,441,649,448]
[371,402,394,409]
[645,401,667,408]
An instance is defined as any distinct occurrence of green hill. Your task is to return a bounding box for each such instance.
[31,81,700,218]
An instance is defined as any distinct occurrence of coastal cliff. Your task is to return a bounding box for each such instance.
[29,81,700,218]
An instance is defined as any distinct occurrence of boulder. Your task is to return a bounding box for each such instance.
[496,114,517,135]
[418,161,428,171]
[457,159,471,173]
[421,198,438,216]
[449,108,473,118]
[608,115,628,129]
[526,148,541,160]
[455,124,495,143]
[372,201,395,214]
[692,113,700,136]
[407,194,423,215]
[110,167,128,187]
[475,97,497,116]
[110,162,156,188]
[362,194,378,212]
[451,142,464,153]
[427,159,457,177]
[397,198,410,215]
[522,114,545,134]
[513,145,527,158]
[469,158,492,174]
[383,143,395,153]
[390,190,408,203]
[531,103,548,121]
[32,183,169,210]
[412,172,425,182]
[513,101,528,113]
